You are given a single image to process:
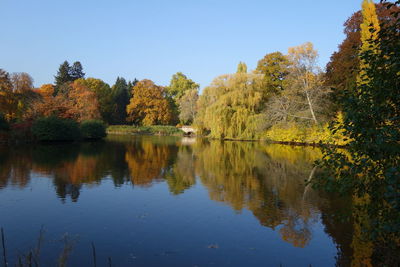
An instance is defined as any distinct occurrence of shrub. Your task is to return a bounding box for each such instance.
[0,113,9,131]
[10,121,33,141]
[80,120,107,140]
[32,116,80,141]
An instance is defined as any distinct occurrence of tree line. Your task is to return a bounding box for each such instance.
[0,1,398,142]
[0,61,200,132]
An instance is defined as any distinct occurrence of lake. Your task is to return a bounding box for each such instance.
[0,135,353,266]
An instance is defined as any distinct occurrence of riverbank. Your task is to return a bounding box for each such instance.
[106,124,346,147]
[107,125,184,136]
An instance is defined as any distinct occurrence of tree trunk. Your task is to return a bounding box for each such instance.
[305,90,318,124]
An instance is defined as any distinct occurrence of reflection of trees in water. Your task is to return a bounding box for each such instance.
[1,137,360,265]
[165,145,196,195]
[0,142,131,201]
[125,139,177,187]
[194,141,324,248]
[0,146,33,189]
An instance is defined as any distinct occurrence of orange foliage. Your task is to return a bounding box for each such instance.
[26,82,100,122]
[126,79,172,125]
[69,80,101,122]
[125,142,171,186]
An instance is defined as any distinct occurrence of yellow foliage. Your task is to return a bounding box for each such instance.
[195,72,270,139]
[264,112,349,146]
[357,0,381,87]
[126,79,173,126]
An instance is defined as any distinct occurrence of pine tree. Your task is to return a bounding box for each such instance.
[70,61,85,81]
[112,77,130,124]
[54,61,72,91]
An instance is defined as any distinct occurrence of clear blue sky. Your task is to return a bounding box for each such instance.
[1,0,368,89]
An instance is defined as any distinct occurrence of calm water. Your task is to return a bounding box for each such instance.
[0,135,354,266]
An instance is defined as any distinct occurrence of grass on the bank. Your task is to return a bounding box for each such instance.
[107,125,184,136]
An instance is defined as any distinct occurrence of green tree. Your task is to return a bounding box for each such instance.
[54,61,72,91]
[111,77,130,124]
[256,52,290,92]
[166,72,199,100]
[166,72,199,124]
[70,61,85,81]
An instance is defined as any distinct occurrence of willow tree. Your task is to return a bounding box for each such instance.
[195,64,270,139]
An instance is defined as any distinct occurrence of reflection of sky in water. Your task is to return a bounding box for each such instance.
[0,136,351,266]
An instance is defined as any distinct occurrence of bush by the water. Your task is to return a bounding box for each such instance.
[107,125,183,135]
[80,120,106,139]
[0,113,9,131]
[32,117,81,141]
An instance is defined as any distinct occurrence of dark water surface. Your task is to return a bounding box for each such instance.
[0,135,354,266]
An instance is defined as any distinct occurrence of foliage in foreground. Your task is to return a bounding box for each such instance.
[314,1,400,265]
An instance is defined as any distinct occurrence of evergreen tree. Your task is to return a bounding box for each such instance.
[127,79,138,98]
[54,61,72,91]
[112,77,130,124]
[70,61,85,81]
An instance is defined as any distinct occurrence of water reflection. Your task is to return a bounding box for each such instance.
[0,136,357,265]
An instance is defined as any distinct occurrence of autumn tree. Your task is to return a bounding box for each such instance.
[325,3,398,101]
[10,72,34,93]
[357,0,380,86]
[126,79,172,126]
[74,78,114,124]
[68,81,101,122]
[0,69,16,120]
[315,1,400,265]
[26,84,74,120]
[178,89,198,124]
[26,81,100,122]
[286,42,328,124]
[258,44,331,129]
